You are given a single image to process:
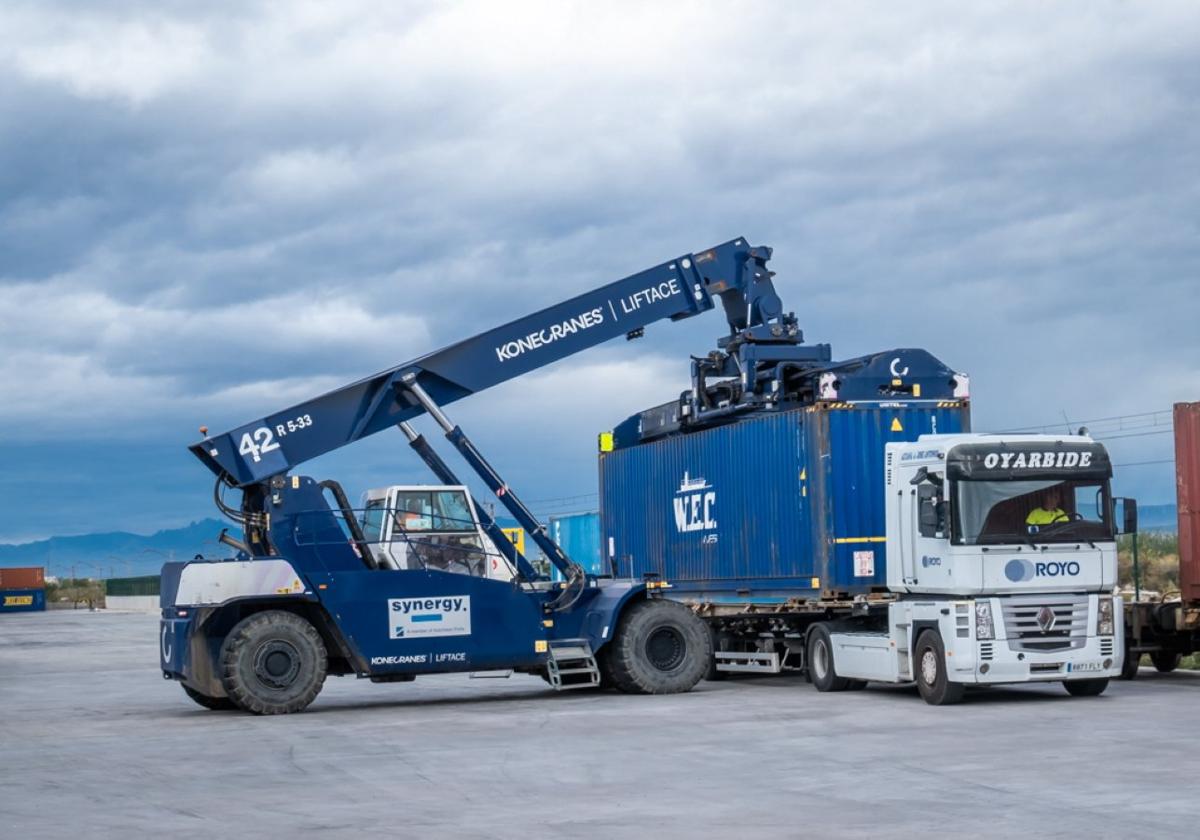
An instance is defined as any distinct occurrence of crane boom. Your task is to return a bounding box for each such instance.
[192,237,793,488]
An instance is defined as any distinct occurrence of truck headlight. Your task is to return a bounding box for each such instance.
[1096,597,1115,636]
[975,601,995,640]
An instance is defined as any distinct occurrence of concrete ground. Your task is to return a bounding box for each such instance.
[1,610,1198,839]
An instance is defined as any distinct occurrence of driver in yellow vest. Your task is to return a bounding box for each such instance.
[1026,487,1069,526]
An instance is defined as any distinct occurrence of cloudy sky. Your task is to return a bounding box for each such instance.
[1,1,1197,542]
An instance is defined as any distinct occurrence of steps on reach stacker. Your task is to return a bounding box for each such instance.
[546,639,601,690]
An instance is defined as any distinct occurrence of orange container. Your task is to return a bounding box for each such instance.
[0,566,45,590]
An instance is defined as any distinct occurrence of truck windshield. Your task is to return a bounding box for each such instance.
[390,490,475,533]
[953,478,1113,545]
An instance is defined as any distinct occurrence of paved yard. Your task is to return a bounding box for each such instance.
[1,609,1197,838]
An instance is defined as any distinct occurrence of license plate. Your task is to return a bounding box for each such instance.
[1067,661,1104,673]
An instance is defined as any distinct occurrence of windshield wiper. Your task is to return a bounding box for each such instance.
[1036,518,1100,549]
[981,531,1041,549]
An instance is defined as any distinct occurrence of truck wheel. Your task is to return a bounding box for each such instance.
[1151,652,1182,673]
[807,624,851,692]
[219,610,327,714]
[607,600,711,694]
[1119,645,1140,680]
[1063,678,1109,697]
[914,630,964,706]
[182,684,237,711]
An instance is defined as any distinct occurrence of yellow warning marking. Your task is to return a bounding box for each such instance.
[810,577,820,589]
[835,536,887,544]
[891,378,902,386]
[890,417,903,432]
[598,431,614,453]
[913,384,921,397]
[535,640,548,653]
[802,486,807,497]
[543,620,554,627]
[799,468,806,480]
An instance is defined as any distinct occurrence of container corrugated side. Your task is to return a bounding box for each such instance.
[549,513,603,580]
[0,566,45,590]
[1175,402,1200,601]
[599,401,968,603]
[820,404,968,591]
[0,588,46,612]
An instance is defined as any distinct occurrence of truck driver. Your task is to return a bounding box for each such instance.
[1026,487,1069,527]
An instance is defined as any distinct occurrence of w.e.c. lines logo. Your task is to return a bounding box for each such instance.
[673,472,716,534]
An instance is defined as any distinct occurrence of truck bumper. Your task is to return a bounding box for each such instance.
[953,635,1122,685]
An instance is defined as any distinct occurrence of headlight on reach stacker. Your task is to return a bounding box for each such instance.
[975,601,995,640]
[1097,597,1115,636]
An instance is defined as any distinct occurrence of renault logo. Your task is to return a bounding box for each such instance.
[1036,606,1057,633]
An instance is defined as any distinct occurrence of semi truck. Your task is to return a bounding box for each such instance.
[599,357,1125,704]
[1119,401,1200,678]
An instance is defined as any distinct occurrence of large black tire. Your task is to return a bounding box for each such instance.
[1118,648,1137,681]
[219,610,327,715]
[807,623,851,692]
[914,630,965,706]
[1063,678,1109,697]
[606,600,711,694]
[182,684,237,711]
[1151,651,1182,673]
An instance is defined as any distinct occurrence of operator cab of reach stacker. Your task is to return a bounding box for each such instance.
[359,485,517,581]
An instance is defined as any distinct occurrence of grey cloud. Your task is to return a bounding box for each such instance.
[0,1,1197,539]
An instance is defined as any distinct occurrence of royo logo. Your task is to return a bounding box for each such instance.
[921,555,941,567]
[1004,559,1082,582]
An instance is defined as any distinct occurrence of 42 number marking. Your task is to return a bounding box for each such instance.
[237,414,313,464]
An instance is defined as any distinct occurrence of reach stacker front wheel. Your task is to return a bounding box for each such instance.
[606,600,711,694]
[219,610,328,714]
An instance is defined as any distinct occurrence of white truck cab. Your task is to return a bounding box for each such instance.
[359,485,517,581]
[816,434,1123,704]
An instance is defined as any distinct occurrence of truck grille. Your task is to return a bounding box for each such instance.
[1002,596,1088,652]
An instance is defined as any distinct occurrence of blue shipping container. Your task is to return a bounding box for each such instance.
[599,402,969,603]
[550,512,603,580]
[0,588,47,613]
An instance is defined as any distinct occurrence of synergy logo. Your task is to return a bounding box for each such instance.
[673,472,716,534]
[388,596,472,640]
[1004,559,1082,582]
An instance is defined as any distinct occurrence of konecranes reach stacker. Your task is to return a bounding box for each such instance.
[161,236,1125,714]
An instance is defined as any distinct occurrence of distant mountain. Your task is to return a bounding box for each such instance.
[0,519,231,578]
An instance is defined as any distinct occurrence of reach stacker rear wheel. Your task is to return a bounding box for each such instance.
[606,600,711,694]
[219,610,328,714]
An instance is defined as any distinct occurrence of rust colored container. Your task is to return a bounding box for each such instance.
[0,566,45,590]
[1176,402,1200,602]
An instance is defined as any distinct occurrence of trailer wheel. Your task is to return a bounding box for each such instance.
[914,630,964,706]
[1151,652,1182,673]
[219,610,327,714]
[807,624,851,692]
[606,600,711,694]
[1063,678,1109,697]
[182,684,237,711]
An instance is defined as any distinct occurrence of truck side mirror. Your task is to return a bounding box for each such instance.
[1115,497,1138,535]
